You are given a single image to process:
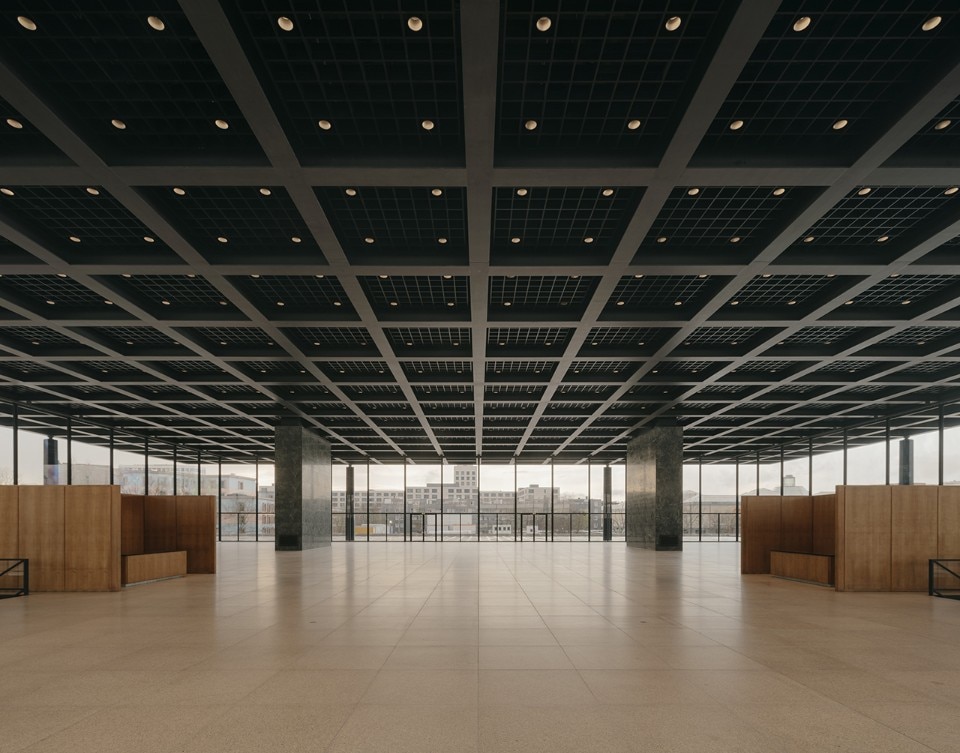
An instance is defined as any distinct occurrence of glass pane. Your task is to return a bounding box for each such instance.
[18,412,62,485]
[354,465,368,539]
[405,464,442,513]
[847,434,887,484]
[200,463,219,496]
[332,465,346,540]
[115,437,146,494]
[516,465,550,512]
[0,405,13,484]
[554,465,588,540]
[610,464,625,540]
[682,463,699,539]
[479,464,511,516]
[701,464,737,541]
[258,463,275,540]
[811,445,844,494]
[782,452,809,494]
[221,464,256,541]
[69,425,111,484]
[147,446,174,495]
[911,429,939,484]
[177,460,199,494]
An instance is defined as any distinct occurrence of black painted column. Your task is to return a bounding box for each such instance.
[274,418,332,550]
[345,465,355,541]
[626,419,683,551]
[899,438,914,485]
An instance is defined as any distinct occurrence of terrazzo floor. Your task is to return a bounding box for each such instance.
[2,542,959,752]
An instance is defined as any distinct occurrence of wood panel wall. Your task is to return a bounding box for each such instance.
[17,486,66,591]
[891,486,938,592]
[143,496,178,553]
[176,495,216,574]
[836,485,892,592]
[121,495,145,556]
[812,495,836,556]
[0,486,18,558]
[740,497,781,573]
[780,496,813,553]
[64,486,121,591]
[939,486,960,558]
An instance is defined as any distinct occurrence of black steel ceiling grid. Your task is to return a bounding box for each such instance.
[1,2,960,464]
[226,0,464,164]
[0,1,263,164]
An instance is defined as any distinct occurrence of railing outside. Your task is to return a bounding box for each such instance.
[683,512,740,541]
[929,559,960,599]
[0,558,29,598]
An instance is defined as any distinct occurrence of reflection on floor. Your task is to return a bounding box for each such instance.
[2,542,959,752]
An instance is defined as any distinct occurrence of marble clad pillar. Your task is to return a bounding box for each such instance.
[274,419,331,550]
[626,419,683,551]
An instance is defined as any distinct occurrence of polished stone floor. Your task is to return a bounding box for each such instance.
[1,542,959,753]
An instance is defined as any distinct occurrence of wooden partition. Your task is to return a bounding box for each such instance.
[940,486,960,558]
[836,485,891,591]
[121,495,144,555]
[740,497,781,573]
[891,486,938,591]
[64,486,121,591]
[121,493,216,576]
[17,486,66,591]
[780,496,813,553]
[176,496,216,573]
[811,496,836,556]
[0,486,18,558]
[143,496,178,554]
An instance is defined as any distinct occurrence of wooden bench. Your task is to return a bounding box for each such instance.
[770,551,835,586]
[121,551,187,586]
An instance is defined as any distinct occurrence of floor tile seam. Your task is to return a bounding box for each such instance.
[5,706,101,752]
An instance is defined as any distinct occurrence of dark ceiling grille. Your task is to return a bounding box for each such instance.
[497,0,730,164]
[0,1,264,164]
[226,1,464,165]
[0,1,958,464]
[696,2,960,164]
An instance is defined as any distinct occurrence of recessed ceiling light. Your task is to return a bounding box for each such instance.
[615,300,625,306]
[832,119,848,130]
[277,15,294,31]
[665,16,681,31]
[250,274,260,278]
[803,236,815,243]
[422,119,435,131]
[877,235,890,243]
[601,188,614,197]
[173,187,186,196]
[217,236,228,244]
[793,16,811,32]
[56,273,67,278]
[730,300,739,306]
[446,301,454,307]
[291,236,302,243]
[143,236,155,243]
[215,119,229,130]
[922,16,942,31]
[772,187,786,196]
[655,236,668,244]
[276,301,285,307]
[364,237,375,244]
[408,16,423,31]
[344,188,357,197]
[258,187,272,196]
[627,119,641,130]
[536,16,552,32]
[438,237,448,244]
[0,188,13,196]
[687,187,700,196]
[516,188,528,197]
[45,299,55,305]
[122,273,131,278]
[378,274,388,279]
[6,118,23,129]
[510,237,520,244]
[318,119,332,130]
[389,301,398,307]
[161,299,171,306]
[17,16,37,31]
[730,236,742,243]
[673,300,682,306]
[333,301,342,306]
[857,187,872,196]
[442,274,452,279]
[104,299,114,305]
[503,301,512,306]
[935,119,952,130]
[147,15,165,31]
[844,300,854,305]
[729,119,744,130]
[698,274,707,278]
[944,186,959,195]
[524,119,537,131]
[583,237,594,244]
[68,235,81,243]
[111,119,127,130]
[787,300,797,305]
[431,188,443,196]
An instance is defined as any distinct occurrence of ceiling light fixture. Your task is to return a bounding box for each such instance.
[656,236,667,243]
[318,119,332,130]
[524,119,537,130]
[935,119,952,130]
[787,300,797,305]
[291,236,302,243]
[730,300,739,306]
[772,187,786,196]
[687,187,700,196]
[215,119,229,130]
[729,119,744,130]
[510,237,520,244]
[277,16,294,31]
[407,16,423,31]
[583,237,594,244]
[259,187,271,196]
[922,16,942,31]
[173,187,186,195]
[944,186,959,195]
[902,299,912,305]
[616,300,625,306]
[85,187,100,196]
[665,16,681,31]
[111,119,126,130]
[344,188,357,197]
[832,119,848,130]
[673,300,682,306]
[6,118,23,129]
[803,235,815,243]
[217,236,228,244]
[17,16,37,31]
[627,119,641,130]
[730,236,742,243]
[69,235,81,243]
[431,188,443,197]
[364,237,375,244]
[147,15,165,31]
[0,188,14,196]
[45,299,55,305]
[161,299,171,306]
[857,187,872,196]
[877,235,890,243]
[516,188,528,197]
[601,188,614,197]
[793,16,811,32]
[143,236,155,243]
[536,17,552,31]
